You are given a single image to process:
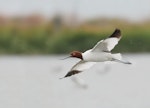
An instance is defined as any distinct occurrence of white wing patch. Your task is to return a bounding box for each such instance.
[62,61,96,78]
[92,37,119,52]
[71,61,96,72]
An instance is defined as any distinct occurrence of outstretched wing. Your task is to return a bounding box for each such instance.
[61,60,96,78]
[92,29,121,52]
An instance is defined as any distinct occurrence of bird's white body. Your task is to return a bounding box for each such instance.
[62,29,131,78]
[83,49,113,62]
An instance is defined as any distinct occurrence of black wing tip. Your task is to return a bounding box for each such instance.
[109,28,121,38]
[115,28,120,31]
[60,70,81,79]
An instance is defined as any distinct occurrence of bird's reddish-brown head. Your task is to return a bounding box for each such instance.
[70,51,83,60]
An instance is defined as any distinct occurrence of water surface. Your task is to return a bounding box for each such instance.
[0,54,149,108]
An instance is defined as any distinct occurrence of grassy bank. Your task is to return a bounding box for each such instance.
[0,21,150,54]
[49,29,150,54]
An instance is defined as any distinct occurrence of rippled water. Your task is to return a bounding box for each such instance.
[0,54,149,108]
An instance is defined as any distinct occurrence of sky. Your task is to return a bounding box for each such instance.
[0,0,150,21]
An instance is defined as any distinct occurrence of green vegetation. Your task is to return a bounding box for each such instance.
[0,19,150,54]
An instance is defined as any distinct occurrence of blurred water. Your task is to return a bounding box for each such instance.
[0,54,150,108]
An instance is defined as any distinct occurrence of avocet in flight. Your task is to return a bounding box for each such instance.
[61,29,131,78]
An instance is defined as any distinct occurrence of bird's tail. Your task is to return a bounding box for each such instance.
[112,53,132,64]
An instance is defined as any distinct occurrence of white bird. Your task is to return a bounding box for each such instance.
[61,29,131,78]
